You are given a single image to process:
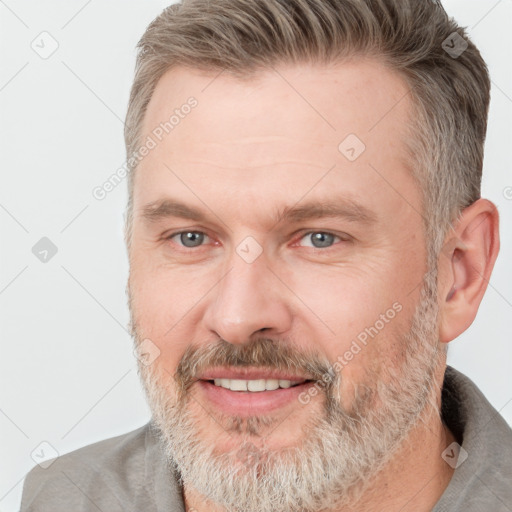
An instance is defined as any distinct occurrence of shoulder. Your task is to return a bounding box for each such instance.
[436,367,512,511]
[20,423,157,512]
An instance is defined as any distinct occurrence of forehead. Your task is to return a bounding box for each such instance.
[134,60,416,216]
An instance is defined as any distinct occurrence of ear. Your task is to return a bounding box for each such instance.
[438,199,500,343]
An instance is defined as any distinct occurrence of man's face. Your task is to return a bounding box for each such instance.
[127,60,442,510]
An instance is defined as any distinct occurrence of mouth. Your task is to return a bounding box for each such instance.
[208,378,309,392]
[195,368,317,416]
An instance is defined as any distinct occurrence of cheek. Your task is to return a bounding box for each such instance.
[285,264,413,403]
[130,256,210,324]
[130,262,220,379]
[287,262,399,337]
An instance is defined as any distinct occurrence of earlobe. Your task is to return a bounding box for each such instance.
[438,199,500,343]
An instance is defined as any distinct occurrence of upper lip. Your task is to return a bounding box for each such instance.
[196,367,313,382]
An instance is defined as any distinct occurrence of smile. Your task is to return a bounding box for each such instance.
[210,378,307,392]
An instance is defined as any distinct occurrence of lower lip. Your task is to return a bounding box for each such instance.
[197,380,315,416]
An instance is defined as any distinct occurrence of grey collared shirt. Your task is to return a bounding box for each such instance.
[20,366,512,511]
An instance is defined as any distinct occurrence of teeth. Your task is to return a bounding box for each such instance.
[229,379,247,391]
[212,378,302,392]
[265,379,279,390]
[248,379,266,392]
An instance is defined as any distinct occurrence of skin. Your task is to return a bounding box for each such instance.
[127,60,500,511]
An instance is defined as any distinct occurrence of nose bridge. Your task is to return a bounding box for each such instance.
[203,245,292,344]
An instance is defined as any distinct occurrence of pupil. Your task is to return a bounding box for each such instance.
[181,232,204,247]
[311,232,334,248]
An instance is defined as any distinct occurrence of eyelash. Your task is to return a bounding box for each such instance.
[164,230,347,251]
[165,231,213,248]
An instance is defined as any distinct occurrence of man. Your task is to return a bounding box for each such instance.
[20,0,512,511]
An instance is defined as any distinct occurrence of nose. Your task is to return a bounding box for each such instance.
[202,248,293,345]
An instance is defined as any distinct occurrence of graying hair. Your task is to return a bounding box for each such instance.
[124,0,490,267]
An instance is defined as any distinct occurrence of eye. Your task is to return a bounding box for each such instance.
[168,231,210,248]
[297,231,342,249]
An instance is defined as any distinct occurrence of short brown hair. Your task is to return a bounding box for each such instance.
[124,0,490,265]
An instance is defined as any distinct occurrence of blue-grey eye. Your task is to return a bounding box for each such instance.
[300,232,339,248]
[179,231,205,247]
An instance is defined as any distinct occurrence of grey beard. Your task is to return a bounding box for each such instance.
[134,270,443,512]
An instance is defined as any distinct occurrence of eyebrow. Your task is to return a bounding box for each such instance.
[141,197,377,227]
[274,200,377,225]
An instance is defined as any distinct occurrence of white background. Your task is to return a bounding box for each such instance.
[0,1,511,510]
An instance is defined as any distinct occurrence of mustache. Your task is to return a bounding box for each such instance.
[174,337,336,398]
